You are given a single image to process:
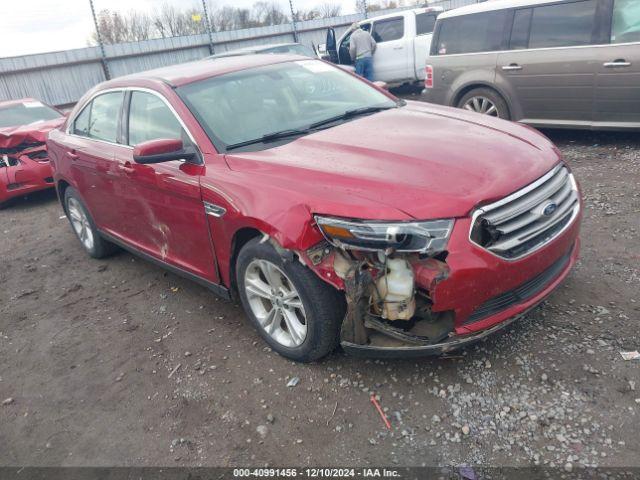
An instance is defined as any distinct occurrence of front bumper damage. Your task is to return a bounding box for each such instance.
[306,213,581,358]
[0,143,54,203]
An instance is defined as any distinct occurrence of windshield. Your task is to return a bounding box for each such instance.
[0,101,61,128]
[177,60,396,151]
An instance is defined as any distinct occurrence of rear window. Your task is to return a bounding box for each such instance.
[372,17,404,42]
[434,11,507,55]
[416,13,437,35]
[528,0,598,48]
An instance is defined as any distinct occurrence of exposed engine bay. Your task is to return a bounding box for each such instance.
[306,237,456,354]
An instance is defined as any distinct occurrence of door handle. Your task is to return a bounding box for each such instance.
[604,60,631,68]
[67,151,79,161]
[393,46,404,50]
[502,64,523,71]
[120,161,135,174]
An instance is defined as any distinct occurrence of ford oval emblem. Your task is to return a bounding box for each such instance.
[542,201,558,217]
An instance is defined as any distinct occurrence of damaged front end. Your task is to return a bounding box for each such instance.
[307,215,472,357]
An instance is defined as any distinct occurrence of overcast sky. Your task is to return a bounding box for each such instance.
[0,0,356,58]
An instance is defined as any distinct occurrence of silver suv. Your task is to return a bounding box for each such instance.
[422,0,640,130]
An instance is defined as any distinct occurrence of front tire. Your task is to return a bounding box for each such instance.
[236,238,345,362]
[64,187,117,259]
[457,88,510,119]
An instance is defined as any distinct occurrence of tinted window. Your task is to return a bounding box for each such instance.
[416,13,437,35]
[87,92,123,143]
[435,11,507,54]
[528,0,598,48]
[128,92,184,146]
[0,101,60,128]
[510,9,533,49]
[612,0,640,43]
[73,105,91,136]
[372,17,404,42]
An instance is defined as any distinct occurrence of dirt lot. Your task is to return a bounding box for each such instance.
[1,125,639,470]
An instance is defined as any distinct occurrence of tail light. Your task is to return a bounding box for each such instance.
[424,65,434,89]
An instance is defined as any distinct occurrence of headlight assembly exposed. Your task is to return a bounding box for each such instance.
[314,215,454,254]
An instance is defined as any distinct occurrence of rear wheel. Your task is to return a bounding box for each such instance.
[457,88,510,119]
[64,187,117,259]
[236,238,345,362]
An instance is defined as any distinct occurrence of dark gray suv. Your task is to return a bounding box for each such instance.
[422,0,640,130]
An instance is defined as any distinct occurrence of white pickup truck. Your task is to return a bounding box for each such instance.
[321,7,443,87]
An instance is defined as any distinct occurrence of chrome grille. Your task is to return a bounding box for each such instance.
[470,165,579,259]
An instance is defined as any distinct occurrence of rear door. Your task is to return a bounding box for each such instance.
[371,16,412,82]
[119,89,218,282]
[594,0,640,126]
[497,0,601,125]
[413,11,439,79]
[65,91,126,230]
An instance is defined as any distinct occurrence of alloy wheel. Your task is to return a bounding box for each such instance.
[67,197,95,251]
[244,259,307,347]
[463,96,499,116]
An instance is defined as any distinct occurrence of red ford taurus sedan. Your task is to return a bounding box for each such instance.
[47,55,581,362]
[1,98,65,206]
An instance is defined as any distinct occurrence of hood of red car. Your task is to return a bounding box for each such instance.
[0,117,64,150]
[224,102,562,219]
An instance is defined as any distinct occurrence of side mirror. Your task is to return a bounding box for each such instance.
[133,138,197,164]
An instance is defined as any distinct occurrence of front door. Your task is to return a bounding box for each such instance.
[497,0,600,125]
[594,0,640,126]
[371,16,411,82]
[119,90,218,282]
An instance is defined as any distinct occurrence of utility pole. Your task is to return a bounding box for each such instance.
[89,0,110,80]
[201,0,215,54]
[363,0,368,19]
[288,0,299,43]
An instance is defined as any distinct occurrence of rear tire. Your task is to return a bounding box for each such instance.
[457,88,510,120]
[64,187,118,259]
[236,238,345,362]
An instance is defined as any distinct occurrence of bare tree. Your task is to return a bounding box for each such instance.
[317,3,342,18]
[252,1,290,26]
[91,9,154,44]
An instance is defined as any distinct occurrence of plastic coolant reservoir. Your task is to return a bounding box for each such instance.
[375,258,416,320]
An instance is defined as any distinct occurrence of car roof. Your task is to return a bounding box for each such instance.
[0,98,40,108]
[439,0,562,19]
[358,6,443,23]
[208,42,303,59]
[103,54,308,89]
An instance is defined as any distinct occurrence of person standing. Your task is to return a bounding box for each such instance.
[349,23,376,81]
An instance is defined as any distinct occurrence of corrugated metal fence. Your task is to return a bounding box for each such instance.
[0,0,475,107]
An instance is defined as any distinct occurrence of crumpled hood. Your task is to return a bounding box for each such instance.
[0,117,64,150]
[224,101,562,219]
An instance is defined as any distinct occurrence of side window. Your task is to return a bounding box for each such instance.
[73,104,91,137]
[612,0,640,43]
[528,0,598,48]
[87,92,123,143]
[128,91,185,146]
[416,13,437,35]
[435,11,507,55]
[372,17,404,42]
[510,8,533,49]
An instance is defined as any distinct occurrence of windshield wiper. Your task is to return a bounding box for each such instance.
[309,105,397,129]
[226,128,311,151]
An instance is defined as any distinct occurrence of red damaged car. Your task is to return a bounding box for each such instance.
[47,55,581,362]
[0,98,65,207]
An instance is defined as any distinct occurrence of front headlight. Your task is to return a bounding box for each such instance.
[315,215,454,254]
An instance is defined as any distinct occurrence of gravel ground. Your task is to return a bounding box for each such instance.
[0,124,638,469]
